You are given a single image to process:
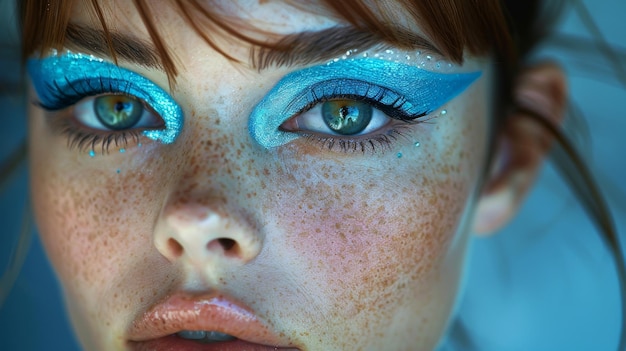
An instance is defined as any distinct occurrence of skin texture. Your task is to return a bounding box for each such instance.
[28,1,498,350]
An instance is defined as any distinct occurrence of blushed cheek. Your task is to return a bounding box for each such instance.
[258,79,488,347]
[304,182,461,280]
[28,112,172,319]
[31,164,134,298]
[256,146,473,348]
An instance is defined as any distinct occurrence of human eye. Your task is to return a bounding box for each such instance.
[27,51,183,153]
[279,79,428,152]
[249,57,481,152]
[73,94,161,132]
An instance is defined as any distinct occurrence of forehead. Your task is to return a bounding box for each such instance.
[64,0,450,76]
[70,0,426,37]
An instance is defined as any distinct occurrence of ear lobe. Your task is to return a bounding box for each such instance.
[472,62,568,235]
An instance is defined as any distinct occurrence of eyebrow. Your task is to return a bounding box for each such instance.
[251,25,442,71]
[64,23,441,73]
[65,23,163,70]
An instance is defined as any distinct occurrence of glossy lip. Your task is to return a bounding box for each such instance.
[127,292,299,350]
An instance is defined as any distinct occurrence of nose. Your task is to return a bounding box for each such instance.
[154,203,262,268]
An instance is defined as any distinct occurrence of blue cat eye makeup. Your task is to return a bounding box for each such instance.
[26,51,183,144]
[249,58,481,149]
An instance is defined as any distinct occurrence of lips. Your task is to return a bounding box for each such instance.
[127,292,299,351]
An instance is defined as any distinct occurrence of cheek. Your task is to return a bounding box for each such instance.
[274,159,468,281]
[255,145,480,346]
[28,111,171,306]
[253,81,489,346]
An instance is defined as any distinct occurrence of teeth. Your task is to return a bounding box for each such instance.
[205,331,236,341]
[177,330,237,343]
[177,330,206,340]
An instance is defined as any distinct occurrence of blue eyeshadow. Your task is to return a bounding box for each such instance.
[249,58,481,149]
[27,51,183,144]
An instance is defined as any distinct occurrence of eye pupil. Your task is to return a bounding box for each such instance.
[94,95,143,130]
[322,99,372,135]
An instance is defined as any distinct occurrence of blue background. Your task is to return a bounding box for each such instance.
[1,0,625,350]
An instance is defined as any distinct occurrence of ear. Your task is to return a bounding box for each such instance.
[472,62,568,235]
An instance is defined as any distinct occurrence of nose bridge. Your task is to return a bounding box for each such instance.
[154,200,262,270]
[151,99,266,272]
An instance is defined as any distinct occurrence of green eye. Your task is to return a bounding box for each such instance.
[94,95,144,130]
[322,99,373,135]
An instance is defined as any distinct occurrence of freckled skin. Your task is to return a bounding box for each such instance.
[28,1,491,350]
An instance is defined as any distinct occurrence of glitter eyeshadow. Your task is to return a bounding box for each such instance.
[249,55,481,149]
[26,51,184,144]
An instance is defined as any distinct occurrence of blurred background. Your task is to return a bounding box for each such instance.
[0,0,624,350]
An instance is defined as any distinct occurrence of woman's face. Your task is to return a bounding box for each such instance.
[28,0,493,350]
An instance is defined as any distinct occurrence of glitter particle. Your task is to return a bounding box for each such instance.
[119,148,126,153]
[89,150,95,157]
[397,152,403,158]
[441,110,447,115]
[116,169,121,174]
[415,142,421,147]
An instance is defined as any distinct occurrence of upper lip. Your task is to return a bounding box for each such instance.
[127,291,296,348]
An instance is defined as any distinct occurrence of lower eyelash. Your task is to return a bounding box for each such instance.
[302,126,413,154]
[47,113,142,153]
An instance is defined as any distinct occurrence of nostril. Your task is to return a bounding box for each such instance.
[207,238,239,257]
[167,238,184,258]
[218,238,236,251]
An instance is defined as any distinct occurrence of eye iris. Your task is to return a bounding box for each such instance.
[322,99,372,135]
[94,95,143,130]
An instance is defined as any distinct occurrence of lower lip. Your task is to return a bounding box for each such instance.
[130,335,298,351]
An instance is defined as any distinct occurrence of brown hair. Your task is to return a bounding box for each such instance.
[17,0,626,349]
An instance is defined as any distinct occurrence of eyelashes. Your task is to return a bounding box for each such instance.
[37,77,133,111]
[27,52,184,148]
[292,79,428,122]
